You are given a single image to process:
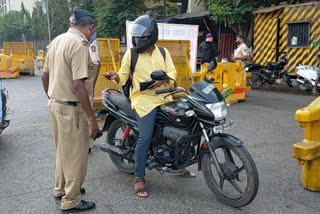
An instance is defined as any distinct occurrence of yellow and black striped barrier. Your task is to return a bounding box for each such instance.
[253,2,320,75]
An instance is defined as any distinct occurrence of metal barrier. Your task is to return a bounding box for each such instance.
[157,40,192,91]
[192,61,248,103]
[3,42,34,76]
[93,38,121,111]
[292,97,320,191]
[0,54,20,78]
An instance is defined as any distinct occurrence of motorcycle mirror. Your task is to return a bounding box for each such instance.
[151,70,168,81]
[207,60,217,73]
[204,60,217,81]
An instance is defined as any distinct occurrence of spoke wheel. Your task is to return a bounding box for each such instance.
[202,145,259,208]
[106,120,136,174]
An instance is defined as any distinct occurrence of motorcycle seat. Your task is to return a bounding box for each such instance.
[109,93,136,119]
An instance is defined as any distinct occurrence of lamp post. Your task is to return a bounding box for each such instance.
[39,0,51,43]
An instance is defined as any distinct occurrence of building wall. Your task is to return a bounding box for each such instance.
[253,3,320,74]
[187,0,205,13]
[4,0,38,14]
[0,0,9,15]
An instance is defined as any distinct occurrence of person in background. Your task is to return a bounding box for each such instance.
[231,35,249,67]
[87,33,101,152]
[199,33,218,65]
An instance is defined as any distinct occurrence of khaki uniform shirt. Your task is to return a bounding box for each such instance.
[234,43,249,67]
[43,28,91,102]
[117,46,177,118]
[86,40,100,102]
[89,40,100,64]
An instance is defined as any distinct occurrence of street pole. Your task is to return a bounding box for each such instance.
[45,0,51,43]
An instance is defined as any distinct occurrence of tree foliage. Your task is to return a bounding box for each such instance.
[95,0,145,38]
[0,3,31,42]
[30,2,48,41]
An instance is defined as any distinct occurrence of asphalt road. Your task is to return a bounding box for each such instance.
[0,72,319,214]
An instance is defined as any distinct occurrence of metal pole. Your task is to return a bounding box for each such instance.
[46,0,51,43]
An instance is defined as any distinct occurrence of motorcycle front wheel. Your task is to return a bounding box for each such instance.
[201,145,259,208]
[106,119,135,174]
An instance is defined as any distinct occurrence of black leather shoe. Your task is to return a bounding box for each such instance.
[54,188,86,201]
[62,200,96,213]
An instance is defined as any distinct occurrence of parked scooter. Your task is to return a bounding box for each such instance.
[296,65,320,92]
[99,61,259,208]
[0,78,10,134]
[245,52,293,89]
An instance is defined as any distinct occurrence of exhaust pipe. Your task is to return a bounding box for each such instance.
[99,143,134,161]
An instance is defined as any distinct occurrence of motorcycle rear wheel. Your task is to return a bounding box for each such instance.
[106,119,135,174]
[201,145,259,208]
[250,72,263,89]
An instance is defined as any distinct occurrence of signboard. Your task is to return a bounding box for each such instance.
[126,21,199,73]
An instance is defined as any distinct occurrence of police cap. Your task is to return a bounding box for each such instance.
[73,9,95,21]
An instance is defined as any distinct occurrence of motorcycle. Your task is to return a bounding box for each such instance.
[296,65,320,91]
[99,61,259,208]
[0,78,10,134]
[245,53,293,89]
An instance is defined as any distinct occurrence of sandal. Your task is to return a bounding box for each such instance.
[135,177,148,197]
[180,169,196,178]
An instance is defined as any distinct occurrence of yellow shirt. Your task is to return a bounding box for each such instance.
[117,46,177,118]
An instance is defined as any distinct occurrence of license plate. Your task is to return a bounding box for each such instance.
[213,122,232,134]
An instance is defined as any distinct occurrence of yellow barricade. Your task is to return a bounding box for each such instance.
[157,40,192,91]
[3,42,34,76]
[292,97,320,191]
[0,54,20,78]
[192,62,248,103]
[93,38,120,111]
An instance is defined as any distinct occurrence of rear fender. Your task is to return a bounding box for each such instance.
[198,133,243,171]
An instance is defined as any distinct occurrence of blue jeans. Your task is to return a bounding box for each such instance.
[134,108,158,177]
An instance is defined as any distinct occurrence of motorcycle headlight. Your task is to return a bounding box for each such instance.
[245,67,249,71]
[205,101,228,121]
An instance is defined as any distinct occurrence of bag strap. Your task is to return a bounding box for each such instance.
[130,46,166,75]
[130,48,139,75]
[159,47,166,62]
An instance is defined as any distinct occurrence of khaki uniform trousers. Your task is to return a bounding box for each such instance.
[49,99,90,210]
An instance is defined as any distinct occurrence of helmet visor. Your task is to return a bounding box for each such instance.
[130,23,151,37]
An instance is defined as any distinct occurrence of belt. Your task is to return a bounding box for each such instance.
[52,99,78,107]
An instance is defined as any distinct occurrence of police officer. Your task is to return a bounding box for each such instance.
[87,32,101,152]
[42,10,99,212]
[231,35,250,67]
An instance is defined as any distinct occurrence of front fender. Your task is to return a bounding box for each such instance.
[102,114,117,132]
[198,133,243,171]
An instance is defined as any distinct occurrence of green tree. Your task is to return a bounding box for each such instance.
[95,0,145,38]
[31,2,48,41]
[69,0,105,12]
[0,3,31,43]
[48,0,71,38]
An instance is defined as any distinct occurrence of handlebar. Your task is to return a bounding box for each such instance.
[155,88,176,94]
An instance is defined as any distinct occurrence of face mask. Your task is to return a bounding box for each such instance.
[90,32,97,44]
